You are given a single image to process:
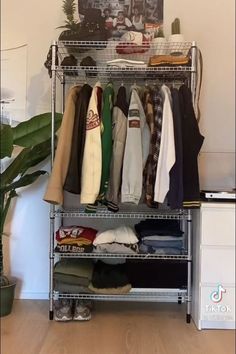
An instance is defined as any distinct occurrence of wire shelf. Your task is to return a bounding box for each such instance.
[52,207,187,219]
[55,66,192,83]
[54,288,187,302]
[57,40,192,63]
[54,40,193,83]
[54,252,190,261]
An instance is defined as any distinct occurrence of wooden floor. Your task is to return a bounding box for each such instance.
[1,300,235,354]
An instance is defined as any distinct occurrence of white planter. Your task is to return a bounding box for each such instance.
[168,34,185,55]
[152,37,167,55]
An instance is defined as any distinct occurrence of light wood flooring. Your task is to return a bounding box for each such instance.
[1,300,235,354]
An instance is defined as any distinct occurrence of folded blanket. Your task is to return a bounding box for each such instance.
[149,55,190,66]
[88,283,131,294]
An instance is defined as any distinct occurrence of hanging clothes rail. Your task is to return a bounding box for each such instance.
[48,40,200,323]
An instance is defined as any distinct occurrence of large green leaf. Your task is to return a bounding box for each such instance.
[1,171,47,193]
[20,139,51,175]
[0,124,13,158]
[0,148,31,187]
[1,139,51,187]
[12,112,62,147]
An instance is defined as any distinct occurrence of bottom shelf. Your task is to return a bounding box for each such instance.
[54,288,187,303]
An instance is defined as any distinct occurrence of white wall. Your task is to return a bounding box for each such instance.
[1,0,235,299]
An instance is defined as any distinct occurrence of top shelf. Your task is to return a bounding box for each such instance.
[56,40,193,63]
[53,40,195,83]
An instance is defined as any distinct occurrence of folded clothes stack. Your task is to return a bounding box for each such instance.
[55,226,97,253]
[135,219,184,255]
[149,55,190,66]
[93,226,139,254]
[54,259,94,294]
[106,58,147,69]
[116,31,150,54]
[93,225,139,265]
[88,260,131,294]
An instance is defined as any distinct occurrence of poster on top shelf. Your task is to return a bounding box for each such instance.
[78,0,163,40]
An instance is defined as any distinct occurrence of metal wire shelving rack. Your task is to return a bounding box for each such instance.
[49,39,199,323]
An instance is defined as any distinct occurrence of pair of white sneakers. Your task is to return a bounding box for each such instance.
[54,299,92,321]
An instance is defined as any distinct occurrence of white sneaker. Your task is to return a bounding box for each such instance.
[54,299,73,321]
[73,300,92,321]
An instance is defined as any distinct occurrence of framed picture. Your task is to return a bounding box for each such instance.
[78,0,163,39]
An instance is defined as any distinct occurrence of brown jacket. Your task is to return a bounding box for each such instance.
[44,86,81,205]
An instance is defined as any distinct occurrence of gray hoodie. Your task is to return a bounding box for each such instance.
[121,88,151,204]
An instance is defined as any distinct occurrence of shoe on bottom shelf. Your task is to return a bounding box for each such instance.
[73,300,92,321]
[54,299,73,321]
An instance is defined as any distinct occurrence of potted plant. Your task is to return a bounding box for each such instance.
[57,0,80,41]
[0,112,62,317]
[152,27,167,55]
[168,18,185,55]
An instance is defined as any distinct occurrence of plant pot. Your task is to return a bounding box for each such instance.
[0,279,16,317]
[168,34,185,55]
[152,37,167,55]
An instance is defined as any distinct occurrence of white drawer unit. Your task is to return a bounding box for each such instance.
[201,247,235,284]
[197,284,235,330]
[192,202,236,330]
[201,204,235,246]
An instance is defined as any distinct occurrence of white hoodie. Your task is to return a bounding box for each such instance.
[80,82,102,204]
[154,85,176,203]
[121,89,150,204]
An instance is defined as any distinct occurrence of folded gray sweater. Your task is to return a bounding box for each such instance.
[54,259,94,286]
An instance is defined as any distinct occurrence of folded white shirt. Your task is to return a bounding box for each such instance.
[106,59,147,68]
[93,226,139,246]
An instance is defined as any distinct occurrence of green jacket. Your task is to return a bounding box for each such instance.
[98,83,114,201]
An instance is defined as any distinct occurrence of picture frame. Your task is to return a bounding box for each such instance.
[78,0,163,39]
